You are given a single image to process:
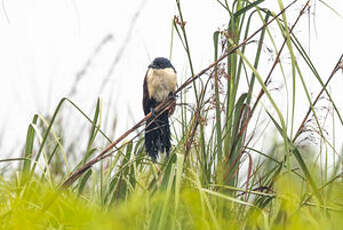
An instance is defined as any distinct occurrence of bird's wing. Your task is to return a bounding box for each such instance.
[143,70,151,115]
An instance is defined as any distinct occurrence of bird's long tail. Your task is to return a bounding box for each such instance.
[144,110,171,161]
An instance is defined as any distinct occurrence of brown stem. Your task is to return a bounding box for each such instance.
[293,53,343,141]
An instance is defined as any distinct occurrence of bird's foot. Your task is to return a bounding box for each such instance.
[168,93,177,101]
[150,107,157,118]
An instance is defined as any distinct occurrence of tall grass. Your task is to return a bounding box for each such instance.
[1,0,343,229]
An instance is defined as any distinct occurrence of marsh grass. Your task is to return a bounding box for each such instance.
[1,0,343,229]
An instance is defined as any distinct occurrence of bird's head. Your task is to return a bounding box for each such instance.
[148,57,175,71]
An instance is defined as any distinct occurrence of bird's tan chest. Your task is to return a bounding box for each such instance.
[147,68,177,102]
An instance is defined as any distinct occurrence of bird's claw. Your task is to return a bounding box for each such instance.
[168,93,177,101]
[150,108,157,117]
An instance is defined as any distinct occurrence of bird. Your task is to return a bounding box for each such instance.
[142,57,177,161]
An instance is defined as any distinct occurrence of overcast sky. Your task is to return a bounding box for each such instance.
[0,0,342,156]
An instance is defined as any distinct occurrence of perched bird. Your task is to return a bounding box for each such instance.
[143,57,177,160]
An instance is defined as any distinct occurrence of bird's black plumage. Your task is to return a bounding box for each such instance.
[144,100,171,160]
[143,57,176,161]
[148,57,175,70]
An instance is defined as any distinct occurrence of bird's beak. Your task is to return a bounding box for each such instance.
[148,64,157,69]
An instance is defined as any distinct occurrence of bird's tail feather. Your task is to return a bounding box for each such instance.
[145,110,171,160]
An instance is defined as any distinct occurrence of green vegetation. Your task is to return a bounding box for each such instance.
[1,0,343,229]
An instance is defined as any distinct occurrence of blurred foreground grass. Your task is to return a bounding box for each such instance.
[1,172,343,229]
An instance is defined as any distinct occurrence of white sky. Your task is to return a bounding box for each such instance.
[0,0,342,157]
